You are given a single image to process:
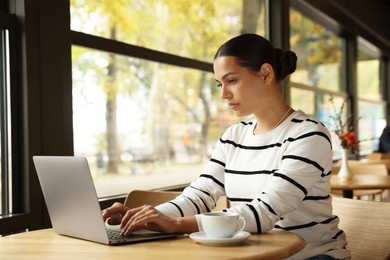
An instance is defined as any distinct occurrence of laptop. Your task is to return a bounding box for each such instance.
[32,156,183,245]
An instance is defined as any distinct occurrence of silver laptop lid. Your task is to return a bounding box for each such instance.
[33,156,109,244]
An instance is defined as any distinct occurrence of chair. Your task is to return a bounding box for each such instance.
[360,154,390,174]
[124,190,181,208]
[124,190,228,211]
[332,196,390,259]
[366,152,390,161]
[331,163,388,201]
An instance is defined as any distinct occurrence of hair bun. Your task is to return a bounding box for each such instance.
[274,49,297,81]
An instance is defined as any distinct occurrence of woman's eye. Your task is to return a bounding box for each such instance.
[216,78,236,88]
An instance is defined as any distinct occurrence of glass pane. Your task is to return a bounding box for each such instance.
[290,87,315,116]
[358,100,385,153]
[291,87,348,158]
[357,41,383,153]
[357,49,381,100]
[70,0,267,62]
[72,47,237,197]
[289,8,344,91]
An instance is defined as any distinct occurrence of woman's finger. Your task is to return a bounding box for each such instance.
[102,202,128,221]
[106,213,123,225]
[122,206,177,235]
[121,205,160,235]
[120,205,150,234]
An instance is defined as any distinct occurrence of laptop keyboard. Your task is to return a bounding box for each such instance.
[106,228,184,244]
[107,229,126,240]
[107,228,163,240]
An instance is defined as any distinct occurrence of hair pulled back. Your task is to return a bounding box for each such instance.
[214,34,297,82]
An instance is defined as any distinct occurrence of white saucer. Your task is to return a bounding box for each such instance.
[189,231,251,246]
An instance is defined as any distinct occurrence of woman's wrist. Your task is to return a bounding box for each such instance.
[175,216,199,234]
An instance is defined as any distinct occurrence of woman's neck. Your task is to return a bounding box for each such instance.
[253,104,293,134]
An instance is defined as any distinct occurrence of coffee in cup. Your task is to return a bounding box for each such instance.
[201,212,246,239]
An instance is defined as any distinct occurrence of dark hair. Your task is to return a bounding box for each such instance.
[214,34,297,82]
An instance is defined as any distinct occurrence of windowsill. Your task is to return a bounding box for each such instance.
[94,164,202,198]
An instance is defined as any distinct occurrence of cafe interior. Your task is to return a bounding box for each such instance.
[1,0,390,259]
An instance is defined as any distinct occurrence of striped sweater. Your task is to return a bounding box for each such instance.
[156,110,351,259]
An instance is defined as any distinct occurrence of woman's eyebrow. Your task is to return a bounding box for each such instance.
[221,72,234,80]
[215,72,235,82]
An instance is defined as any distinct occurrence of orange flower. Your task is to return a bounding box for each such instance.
[330,96,361,149]
[341,131,359,147]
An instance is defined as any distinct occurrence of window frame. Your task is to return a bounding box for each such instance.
[72,32,213,73]
[0,11,27,235]
[290,1,390,157]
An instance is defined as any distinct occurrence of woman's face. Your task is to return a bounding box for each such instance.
[213,56,267,117]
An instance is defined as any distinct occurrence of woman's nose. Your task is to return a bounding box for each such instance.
[220,86,231,99]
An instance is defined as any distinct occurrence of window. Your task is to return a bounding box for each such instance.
[71,0,267,63]
[289,8,343,92]
[357,38,386,153]
[70,0,268,198]
[72,47,235,197]
[289,7,346,157]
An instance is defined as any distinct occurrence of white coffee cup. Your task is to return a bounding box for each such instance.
[201,212,246,239]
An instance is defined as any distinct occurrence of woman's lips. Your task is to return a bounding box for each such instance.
[228,103,239,110]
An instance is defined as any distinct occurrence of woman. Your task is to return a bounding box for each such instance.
[378,125,390,153]
[102,34,350,259]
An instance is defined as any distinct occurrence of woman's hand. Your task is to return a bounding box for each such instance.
[101,202,129,225]
[102,203,199,236]
[120,205,179,236]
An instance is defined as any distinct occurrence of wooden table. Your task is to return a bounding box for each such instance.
[0,228,304,260]
[330,174,390,198]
